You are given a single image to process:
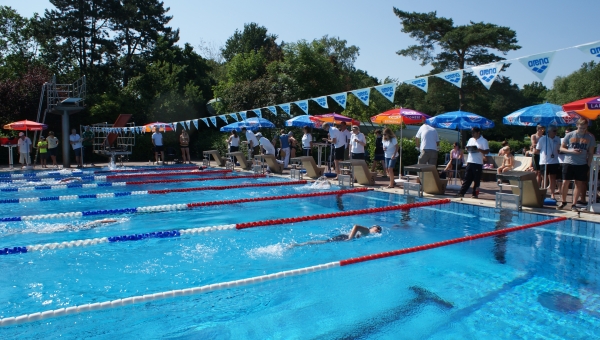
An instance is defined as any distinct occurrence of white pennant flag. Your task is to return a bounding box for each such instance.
[218,115,228,124]
[351,88,371,106]
[330,92,347,109]
[240,111,247,120]
[294,100,309,114]
[471,62,504,90]
[435,70,463,88]
[193,119,198,129]
[576,41,600,60]
[313,96,328,109]
[404,77,428,93]
[186,120,192,130]
[229,113,239,122]
[200,118,209,127]
[253,109,262,118]
[279,103,291,116]
[518,51,556,81]
[209,117,217,127]
[267,106,277,115]
[374,83,397,102]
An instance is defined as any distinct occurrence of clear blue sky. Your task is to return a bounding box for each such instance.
[8,0,600,89]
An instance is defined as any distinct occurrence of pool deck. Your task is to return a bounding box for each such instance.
[1,160,598,223]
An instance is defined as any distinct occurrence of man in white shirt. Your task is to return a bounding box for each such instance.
[69,128,83,168]
[242,127,260,160]
[151,128,164,164]
[458,127,489,198]
[17,132,32,168]
[322,123,345,177]
[537,127,561,200]
[415,123,439,165]
[255,132,276,155]
[339,122,352,160]
[349,126,366,159]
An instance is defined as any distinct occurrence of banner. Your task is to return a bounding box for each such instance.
[229,113,239,122]
[374,83,397,102]
[330,92,347,109]
[471,62,504,90]
[200,118,209,127]
[192,119,198,129]
[185,120,191,130]
[209,117,217,127]
[351,88,371,106]
[294,100,309,114]
[435,70,463,88]
[267,106,277,116]
[576,40,600,60]
[240,111,247,120]
[218,115,228,124]
[518,51,556,81]
[279,103,291,116]
[404,77,428,93]
[313,96,328,109]
[253,109,262,118]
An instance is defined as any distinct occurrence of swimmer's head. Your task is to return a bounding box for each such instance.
[370,225,382,233]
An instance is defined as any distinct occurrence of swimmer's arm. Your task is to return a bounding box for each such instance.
[348,225,369,240]
[288,240,328,248]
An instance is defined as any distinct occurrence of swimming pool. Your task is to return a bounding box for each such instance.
[0,166,598,339]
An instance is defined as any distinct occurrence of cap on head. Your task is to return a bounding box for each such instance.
[288,131,293,136]
[40,136,45,139]
[372,225,382,233]
[255,132,262,138]
[19,132,24,136]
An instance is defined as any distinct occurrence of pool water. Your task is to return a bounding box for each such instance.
[0,166,598,339]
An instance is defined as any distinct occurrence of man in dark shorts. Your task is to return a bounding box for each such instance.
[558,119,596,210]
[322,123,345,178]
[289,225,382,248]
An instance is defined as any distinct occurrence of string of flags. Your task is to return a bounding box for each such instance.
[84,40,600,133]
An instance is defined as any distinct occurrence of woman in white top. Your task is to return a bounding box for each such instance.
[228,130,240,153]
[349,125,366,159]
[301,126,313,156]
[382,127,399,188]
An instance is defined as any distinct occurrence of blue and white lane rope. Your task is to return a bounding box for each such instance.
[0,166,199,179]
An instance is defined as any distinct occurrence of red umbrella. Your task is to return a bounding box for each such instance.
[310,113,360,127]
[143,122,174,133]
[370,108,430,125]
[3,120,48,131]
[562,96,600,120]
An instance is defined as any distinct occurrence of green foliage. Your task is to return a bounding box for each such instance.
[221,23,279,62]
[226,51,267,83]
[522,81,549,104]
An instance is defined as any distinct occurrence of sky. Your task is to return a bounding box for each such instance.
[6,0,600,90]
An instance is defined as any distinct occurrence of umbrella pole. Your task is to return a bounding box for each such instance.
[398,125,403,181]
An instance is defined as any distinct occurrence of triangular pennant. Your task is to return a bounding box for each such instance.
[576,41,600,60]
[185,121,191,130]
[294,100,309,114]
[229,113,239,122]
[435,70,463,88]
[404,77,428,93]
[351,88,371,106]
[193,119,198,129]
[267,106,277,116]
[209,117,217,127]
[313,96,328,109]
[218,115,228,124]
[374,83,397,103]
[518,51,556,81]
[279,103,291,116]
[471,62,504,90]
[240,111,247,120]
[200,118,209,127]
[330,92,347,109]
[253,109,262,118]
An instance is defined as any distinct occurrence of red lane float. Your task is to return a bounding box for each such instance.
[125,174,262,185]
[236,198,451,229]
[340,216,567,266]
[188,187,369,209]
[106,169,230,180]
[148,180,307,194]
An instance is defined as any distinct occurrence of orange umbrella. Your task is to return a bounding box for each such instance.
[143,122,174,133]
[370,108,430,125]
[309,113,360,127]
[3,120,48,131]
[562,96,600,120]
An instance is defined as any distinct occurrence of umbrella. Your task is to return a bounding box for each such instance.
[143,122,174,133]
[371,108,430,180]
[220,117,275,132]
[426,110,495,130]
[310,113,360,126]
[3,120,47,131]
[285,115,315,127]
[562,96,600,120]
[503,103,582,126]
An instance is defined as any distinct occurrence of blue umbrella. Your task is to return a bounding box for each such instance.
[220,117,275,132]
[503,103,582,127]
[285,115,314,127]
[426,110,495,130]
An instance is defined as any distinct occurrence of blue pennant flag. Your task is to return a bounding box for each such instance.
[330,92,347,109]
[313,96,328,109]
[200,118,209,127]
[404,77,428,93]
[267,106,277,115]
[218,115,228,124]
[229,113,239,121]
[518,52,555,81]
[471,62,504,90]
[294,100,309,114]
[374,83,397,102]
[351,88,371,106]
[185,121,191,130]
[435,70,463,88]
[253,109,262,118]
[240,111,247,120]
[209,117,217,127]
[279,103,291,116]
[193,119,198,129]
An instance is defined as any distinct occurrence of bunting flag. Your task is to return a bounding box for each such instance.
[518,51,556,81]
[374,83,397,103]
[471,62,504,90]
[200,118,209,127]
[185,121,191,130]
[229,113,239,121]
[351,88,371,106]
[313,96,328,109]
[193,119,198,129]
[435,70,463,88]
[253,109,262,118]
[209,117,217,127]
[404,77,428,93]
[294,100,309,114]
[240,111,247,120]
[576,40,600,60]
[330,92,347,109]
[218,115,228,124]
[267,106,277,116]
[279,103,291,116]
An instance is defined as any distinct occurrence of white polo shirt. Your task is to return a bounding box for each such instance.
[415,124,439,151]
[465,136,489,164]
[328,127,345,148]
[245,130,259,148]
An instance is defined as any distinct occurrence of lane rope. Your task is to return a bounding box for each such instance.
[0,216,566,326]
[0,166,200,179]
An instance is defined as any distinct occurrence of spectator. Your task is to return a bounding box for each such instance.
[227,130,239,153]
[537,127,561,200]
[370,129,386,176]
[382,127,399,188]
[288,131,298,158]
[339,122,352,160]
[17,132,32,168]
[349,125,366,159]
[457,127,489,198]
[415,122,439,165]
[180,130,191,163]
[531,125,546,185]
[322,123,345,178]
[278,129,291,168]
[241,127,260,160]
[82,126,95,166]
[69,128,83,168]
[37,136,48,168]
[47,131,59,168]
[443,142,464,177]
[301,127,313,156]
[151,127,164,164]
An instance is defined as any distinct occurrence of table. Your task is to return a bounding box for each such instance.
[313,143,332,168]
[2,144,17,169]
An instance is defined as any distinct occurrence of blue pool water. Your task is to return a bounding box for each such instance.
[0,166,599,339]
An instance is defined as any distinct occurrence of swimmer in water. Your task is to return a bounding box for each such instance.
[59,177,83,183]
[289,224,382,248]
[69,219,118,231]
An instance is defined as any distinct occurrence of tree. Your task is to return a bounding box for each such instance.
[0,65,51,128]
[521,81,548,104]
[0,6,39,78]
[221,23,279,62]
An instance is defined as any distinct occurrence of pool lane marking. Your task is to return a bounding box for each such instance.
[0,180,308,205]
[533,227,600,242]
[0,166,200,179]
[0,166,203,182]
[0,174,263,192]
[0,216,566,327]
[2,199,450,254]
[0,187,370,222]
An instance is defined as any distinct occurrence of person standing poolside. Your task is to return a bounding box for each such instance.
[557,119,596,211]
[228,130,240,153]
[37,136,49,168]
[289,225,382,248]
[288,131,298,158]
[241,127,260,160]
[152,127,164,164]
[180,130,191,163]
[531,125,546,186]
[339,122,352,160]
[415,122,439,165]
[17,132,32,168]
[278,129,291,168]
[301,127,313,156]
[382,128,399,188]
[457,127,489,199]
[349,125,366,160]
[371,129,386,176]
[82,126,95,167]
[256,132,276,156]
[47,131,59,168]
[537,127,561,200]
[322,123,345,178]
[69,129,83,168]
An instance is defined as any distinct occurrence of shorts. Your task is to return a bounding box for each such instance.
[374,153,385,161]
[533,154,541,171]
[229,146,239,152]
[19,153,30,164]
[251,146,260,157]
[541,163,560,176]
[39,152,48,160]
[303,148,311,156]
[351,153,365,160]
[48,147,58,157]
[73,147,82,157]
[334,146,345,161]
[418,149,438,165]
[562,164,588,182]
[154,145,164,152]
[385,157,397,169]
